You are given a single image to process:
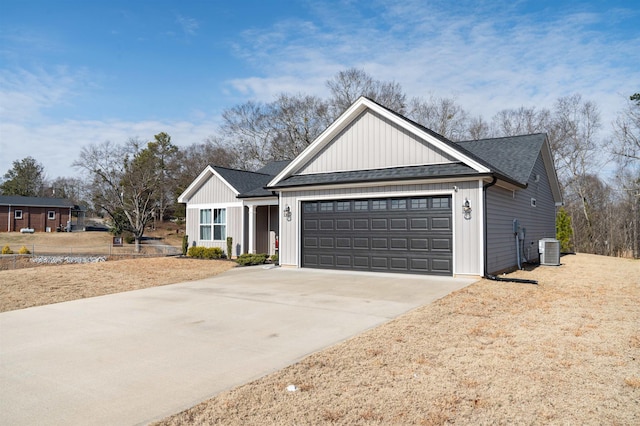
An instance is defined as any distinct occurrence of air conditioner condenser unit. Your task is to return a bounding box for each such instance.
[539,238,560,266]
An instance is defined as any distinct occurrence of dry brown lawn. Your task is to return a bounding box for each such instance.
[0,257,235,312]
[153,254,639,425]
[1,249,638,424]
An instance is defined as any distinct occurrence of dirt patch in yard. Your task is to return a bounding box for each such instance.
[155,254,639,425]
[0,257,235,312]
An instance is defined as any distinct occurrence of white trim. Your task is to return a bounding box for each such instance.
[295,160,458,176]
[243,198,279,207]
[477,179,486,277]
[294,189,457,274]
[14,209,23,219]
[178,166,240,203]
[185,202,243,209]
[275,176,483,193]
[269,97,490,187]
[47,210,56,220]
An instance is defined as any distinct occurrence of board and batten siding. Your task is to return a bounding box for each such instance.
[278,180,484,276]
[485,153,556,274]
[183,173,244,252]
[185,205,243,251]
[298,110,456,175]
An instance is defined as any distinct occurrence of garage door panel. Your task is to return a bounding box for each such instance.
[353,256,369,268]
[354,238,369,249]
[390,238,408,249]
[319,237,334,248]
[301,196,452,275]
[371,257,388,269]
[390,257,408,271]
[371,218,387,230]
[353,219,369,230]
[336,219,351,230]
[390,218,407,230]
[371,238,388,249]
[336,237,351,248]
[410,218,428,230]
[411,238,429,250]
[431,217,451,230]
[304,219,318,230]
[432,238,451,251]
[319,220,334,230]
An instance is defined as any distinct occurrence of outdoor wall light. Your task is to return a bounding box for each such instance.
[283,204,292,221]
[462,198,472,220]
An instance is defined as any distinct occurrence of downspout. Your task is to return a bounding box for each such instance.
[482,177,497,278]
[483,176,537,285]
[7,205,11,232]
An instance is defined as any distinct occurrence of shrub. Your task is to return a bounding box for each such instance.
[187,246,224,259]
[182,235,189,256]
[2,245,13,255]
[226,237,233,259]
[123,232,135,244]
[18,246,31,254]
[270,253,279,264]
[236,253,268,266]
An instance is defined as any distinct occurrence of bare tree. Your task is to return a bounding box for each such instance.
[491,106,552,137]
[73,140,160,252]
[269,93,331,160]
[551,94,604,253]
[218,101,274,170]
[326,68,406,118]
[407,95,470,141]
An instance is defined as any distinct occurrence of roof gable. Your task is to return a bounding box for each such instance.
[296,109,457,175]
[268,97,490,187]
[456,134,546,186]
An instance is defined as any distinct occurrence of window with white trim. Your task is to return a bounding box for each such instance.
[48,211,56,220]
[199,209,212,240]
[531,198,537,207]
[15,210,23,219]
[213,208,226,240]
[199,208,227,241]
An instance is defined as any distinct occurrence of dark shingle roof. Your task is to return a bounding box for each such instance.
[270,163,481,189]
[0,195,76,208]
[212,167,272,195]
[256,160,291,176]
[213,161,291,198]
[455,134,546,186]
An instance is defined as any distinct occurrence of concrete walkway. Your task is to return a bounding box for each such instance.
[0,266,476,425]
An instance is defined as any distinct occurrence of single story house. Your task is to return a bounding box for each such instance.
[0,195,82,232]
[179,97,562,277]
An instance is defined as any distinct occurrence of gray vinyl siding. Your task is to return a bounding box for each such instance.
[278,180,483,276]
[185,205,243,252]
[187,173,238,204]
[183,173,243,253]
[299,110,456,175]
[485,153,556,274]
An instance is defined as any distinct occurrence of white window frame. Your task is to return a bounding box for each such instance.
[199,208,227,241]
[199,209,212,240]
[212,208,226,241]
[531,198,537,207]
[48,211,56,220]
[15,210,23,219]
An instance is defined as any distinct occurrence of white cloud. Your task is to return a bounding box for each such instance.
[176,15,199,36]
[224,1,640,128]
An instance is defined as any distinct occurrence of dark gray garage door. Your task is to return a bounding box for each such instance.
[301,196,452,275]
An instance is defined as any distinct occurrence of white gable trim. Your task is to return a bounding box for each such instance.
[268,97,490,187]
[177,166,239,203]
[540,137,563,204]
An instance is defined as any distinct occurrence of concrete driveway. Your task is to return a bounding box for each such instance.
[0,266,476,425]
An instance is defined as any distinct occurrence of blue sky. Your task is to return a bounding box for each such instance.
[1,0,638,179]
